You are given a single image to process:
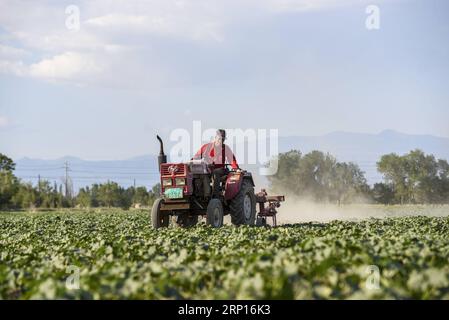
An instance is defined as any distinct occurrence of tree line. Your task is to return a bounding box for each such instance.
[268,149,449,204]
[1,148,449,210]
[0,154,160,210]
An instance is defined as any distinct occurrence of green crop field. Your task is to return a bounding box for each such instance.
[1,209,448,299]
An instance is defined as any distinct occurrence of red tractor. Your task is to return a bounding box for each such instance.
[151,135,284,228]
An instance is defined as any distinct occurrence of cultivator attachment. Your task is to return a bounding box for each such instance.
[255,189,285,227]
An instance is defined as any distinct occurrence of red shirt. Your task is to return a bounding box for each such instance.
[193,143,239,169]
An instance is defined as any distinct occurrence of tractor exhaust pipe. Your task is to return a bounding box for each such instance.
[157,135,167,172]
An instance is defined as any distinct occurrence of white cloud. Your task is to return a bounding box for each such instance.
[0,45,29,77]
[28,52,104,82]
[85,12,223,42]
[0,44,29,59]
[85,14,149,29]
[0,60,27,76]
[11,30,106,53]
[0,0,378,86]
[261,0,365,13]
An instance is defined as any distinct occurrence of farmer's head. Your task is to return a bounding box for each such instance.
[214,129,226,146]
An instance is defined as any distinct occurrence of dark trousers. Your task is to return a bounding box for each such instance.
[212,167,226,197]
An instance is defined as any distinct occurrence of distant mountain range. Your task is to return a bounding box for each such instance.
[14,130,449,191]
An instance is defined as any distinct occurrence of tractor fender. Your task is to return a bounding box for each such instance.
[224,171,254,200]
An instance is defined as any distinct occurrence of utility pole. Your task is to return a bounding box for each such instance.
[133,179,136,189]
[63,161,70,198]
[38,174,41,192]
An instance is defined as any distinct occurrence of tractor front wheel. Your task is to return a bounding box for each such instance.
[151,198,169,229]
[206,199,224,228]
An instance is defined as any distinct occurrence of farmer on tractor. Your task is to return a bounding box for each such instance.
[193,129,238,198]
[151,131,285,229]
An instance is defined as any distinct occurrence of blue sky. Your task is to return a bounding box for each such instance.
[0,0,448,160]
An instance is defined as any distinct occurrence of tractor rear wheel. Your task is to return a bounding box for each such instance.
[206,199,224,228]
[229,179,256,226]
[175,214,198,228]
[151,198,169,229]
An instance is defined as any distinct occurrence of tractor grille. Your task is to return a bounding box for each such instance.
[161,163,186,176]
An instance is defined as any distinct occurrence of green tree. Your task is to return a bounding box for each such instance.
[53,182,64,208]
[377,149,449,204]
[333,162,369,204]
[372,183,395,205]
[133,186,150,206]
[0,154,19,209]
[36,180,55,208]
[96,181,131,209]
[436,159,449,203]
[151,183,161,196]
[12,183,37,209]
[76,187,92,208]
[296,151,336,200]
[0,171,20,209]
[268,150,369,203]
[377,153,409,204]
[268,150,302,195]
[0,153,15,172]
[97,182,120,207]
[148,183,161,206]
[90,184,100,207]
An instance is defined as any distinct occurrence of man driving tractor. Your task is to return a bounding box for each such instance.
[193,129,238,198]
[152,131,285,228]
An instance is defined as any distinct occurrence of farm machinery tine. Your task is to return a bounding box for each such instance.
[255,189,285,227]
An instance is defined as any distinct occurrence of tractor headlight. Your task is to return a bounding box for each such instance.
[162,178,172,187]
[175,178,186,186]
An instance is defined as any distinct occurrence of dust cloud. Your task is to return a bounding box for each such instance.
[276,200,449,224]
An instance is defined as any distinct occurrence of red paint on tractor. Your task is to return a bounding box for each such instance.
[160,163,193,195]
[224,171,242,200]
